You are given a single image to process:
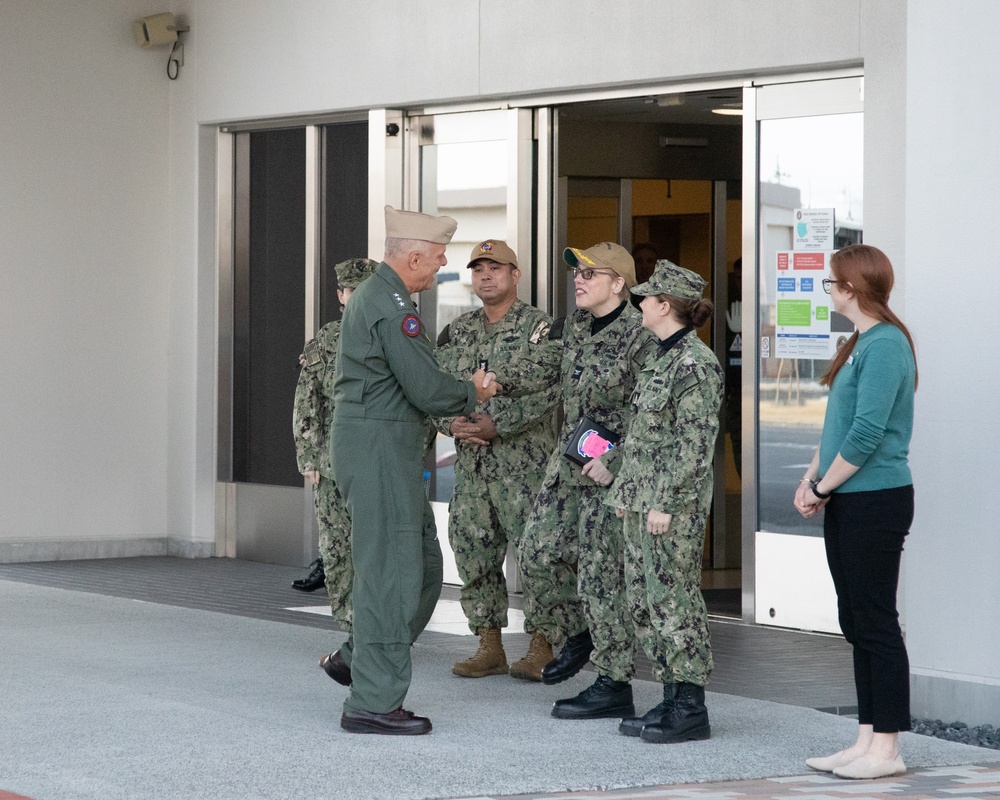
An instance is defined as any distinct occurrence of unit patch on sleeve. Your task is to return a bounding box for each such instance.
[402,315,422,338]
[529,320,551,344]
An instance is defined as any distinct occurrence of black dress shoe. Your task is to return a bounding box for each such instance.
[292,558,325,592]
[551,674,635,719]
[319,650,352,686]
[341,707,432,735]
[541,629,593,685]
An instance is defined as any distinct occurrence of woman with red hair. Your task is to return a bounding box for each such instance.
[795,244,917,779]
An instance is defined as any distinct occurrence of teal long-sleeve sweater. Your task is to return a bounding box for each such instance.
[819,322,915,493]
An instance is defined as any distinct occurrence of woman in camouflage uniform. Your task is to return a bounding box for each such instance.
[292,257,377,682]
[513,243,656,724]
[608,259,723,744]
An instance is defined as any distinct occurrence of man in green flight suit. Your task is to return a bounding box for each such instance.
[331,206,497,736]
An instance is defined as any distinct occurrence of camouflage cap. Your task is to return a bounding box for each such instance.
[631,259,706,301]
[564,242,637,288]
[467,239,518,269]
[334,258,378,289]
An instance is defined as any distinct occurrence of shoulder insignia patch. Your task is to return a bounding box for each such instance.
[302,339,322,368]
[436,324,451,347]
[674,370,701,397]
[402,315,422,338]
[632,338,658,368]
[548,317,566,341]
[529,320,551,344]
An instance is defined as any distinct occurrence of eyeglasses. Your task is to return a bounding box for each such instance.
[572,266,617,281]
[821,278,839,294]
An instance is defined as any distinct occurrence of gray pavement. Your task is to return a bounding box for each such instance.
[1,577,997,800]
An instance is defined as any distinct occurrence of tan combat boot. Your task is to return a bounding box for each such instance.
[508,631,553,682]
[452,627,509,678]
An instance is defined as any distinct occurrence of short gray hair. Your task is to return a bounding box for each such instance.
[384,236,431,259]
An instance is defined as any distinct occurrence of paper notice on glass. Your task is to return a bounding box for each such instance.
[774,251,841,360]
[793,208,835,251]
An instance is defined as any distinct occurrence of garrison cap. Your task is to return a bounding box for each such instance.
[467,239,518,269]
[384,205,457,244]
[334,258,378,289]
[631,259,707,301]
[564,242,637,289]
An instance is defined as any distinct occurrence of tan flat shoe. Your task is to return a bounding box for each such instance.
[805,749,862,772]
[833,753,906,780]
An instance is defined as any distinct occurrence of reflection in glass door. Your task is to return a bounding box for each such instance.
[744,76,864,631]
[403,108,535,585]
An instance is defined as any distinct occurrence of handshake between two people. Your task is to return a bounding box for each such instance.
[452,369,502,447]
[470,368,501,404]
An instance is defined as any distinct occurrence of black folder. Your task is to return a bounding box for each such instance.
[563,416,621,466]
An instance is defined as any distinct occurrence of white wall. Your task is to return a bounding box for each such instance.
[904,0,1000,725]
[188,0,863,124]
[0,1,173,558]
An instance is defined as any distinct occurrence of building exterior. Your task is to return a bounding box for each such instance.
[1,1,998,726]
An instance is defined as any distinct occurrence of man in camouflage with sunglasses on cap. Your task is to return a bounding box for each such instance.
[434,239,560,681]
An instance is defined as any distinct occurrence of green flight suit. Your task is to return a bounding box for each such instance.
[331,262,476,715]
[607,329,723,686]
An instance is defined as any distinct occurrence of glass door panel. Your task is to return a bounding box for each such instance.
[413,111,509,508]
[745,76,863,631]
[756,111,863,536]
[232,128,306,489]
[319,121,369,327]
[409,109,528,506]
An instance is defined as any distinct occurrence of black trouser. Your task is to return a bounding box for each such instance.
[823,485,913,733]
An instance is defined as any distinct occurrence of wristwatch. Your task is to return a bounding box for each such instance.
[810,479,832,500]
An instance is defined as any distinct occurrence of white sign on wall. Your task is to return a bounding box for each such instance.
[793,207,835,251]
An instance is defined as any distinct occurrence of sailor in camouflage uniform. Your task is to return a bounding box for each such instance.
[434,240,559,679]
[293,257,377,636]
[512,243,657,724]
[607,259,723,744]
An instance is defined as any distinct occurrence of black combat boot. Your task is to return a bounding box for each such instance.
[551,674,635,719]
[618,682,675,737]
[291,558,325,592]
[640,682,710,743]
[541,629,594,685]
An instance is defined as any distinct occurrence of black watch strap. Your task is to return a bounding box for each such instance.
[810,480,832,500]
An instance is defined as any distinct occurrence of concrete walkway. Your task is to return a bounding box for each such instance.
[1,576,997,800]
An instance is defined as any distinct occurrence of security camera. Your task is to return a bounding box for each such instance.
[133,12,185,48]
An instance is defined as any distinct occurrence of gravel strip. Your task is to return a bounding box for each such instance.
[913,718,1000,750]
